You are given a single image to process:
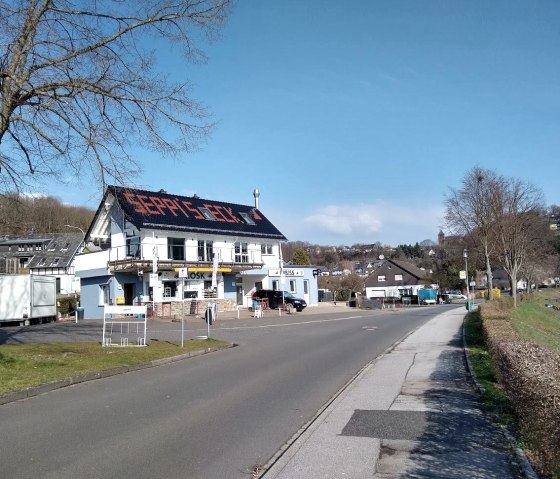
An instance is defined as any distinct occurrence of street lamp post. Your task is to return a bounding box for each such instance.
[463,248,470,311]
[64,224,85,243]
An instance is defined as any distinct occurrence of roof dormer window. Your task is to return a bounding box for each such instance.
[239,212,255,225]
[198,207,215,220]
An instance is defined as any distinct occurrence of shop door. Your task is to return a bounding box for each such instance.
[303,280,310,305]
[123,283,135,305]
[236,286,243,305]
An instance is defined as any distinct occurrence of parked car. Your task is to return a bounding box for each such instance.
[446,292,467,301]
[252,289,307,312]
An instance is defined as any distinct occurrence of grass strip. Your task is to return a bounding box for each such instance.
[464,310,518,430]
[0,339,228,395]
[512,289,560,354]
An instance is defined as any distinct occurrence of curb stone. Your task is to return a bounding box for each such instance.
[0,343,236,406]
[461,314,538,479]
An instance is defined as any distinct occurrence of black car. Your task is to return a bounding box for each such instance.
[252,289,307,312]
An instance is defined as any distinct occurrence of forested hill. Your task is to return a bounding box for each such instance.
[0,194,94,235]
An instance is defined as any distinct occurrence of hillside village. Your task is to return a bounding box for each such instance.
[1,193,558,311]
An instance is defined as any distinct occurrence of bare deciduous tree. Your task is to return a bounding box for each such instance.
[493,178,545,306]
[445,166,502,300]
[0,193,93,233]
[0,0,232,193]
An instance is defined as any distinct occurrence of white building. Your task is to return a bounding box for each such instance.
[75,186,318,319]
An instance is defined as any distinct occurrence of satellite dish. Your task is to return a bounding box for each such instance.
[379,254,385,259]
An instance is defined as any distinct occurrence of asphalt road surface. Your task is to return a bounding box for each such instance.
[0,307,446,479]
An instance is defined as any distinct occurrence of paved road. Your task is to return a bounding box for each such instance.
[0,306,442,479]
[262,307,526,479]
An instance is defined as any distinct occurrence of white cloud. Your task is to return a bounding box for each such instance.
[305,205,383,235]
[296,201,445,245]
[256,200,446,246]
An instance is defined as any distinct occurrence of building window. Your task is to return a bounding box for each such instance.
[289,280,296,293]
[394,274,403,281]
[197,240,213,261]
[240,212,255,225]
[163,281,178,298]
[234,242,248,263]
[99,284,110,305]
[52,257,60,266]
[126,236,140,258]
[272,280,279,290]
[261,243,273,255]
[38,257,47,266]
[378,275,386,282]
[304,280,309,295]
[167,237,185,261]
[204,280,216,298]
[199,207,216,220]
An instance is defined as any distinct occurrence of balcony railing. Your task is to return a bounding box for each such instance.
[107,243,265,273]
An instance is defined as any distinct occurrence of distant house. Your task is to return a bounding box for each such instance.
[75,186,319,319]
[364,259,435,299]
[0,233,82,294]
[485,270,527,291]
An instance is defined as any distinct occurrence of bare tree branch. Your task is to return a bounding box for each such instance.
[0,0,232,193]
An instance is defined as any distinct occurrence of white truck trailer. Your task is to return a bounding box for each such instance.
[0,275,57,325]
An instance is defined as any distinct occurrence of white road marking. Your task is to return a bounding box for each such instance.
[148,316,365,333]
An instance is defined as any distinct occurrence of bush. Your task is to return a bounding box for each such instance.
[480,297,560,477]
[57,295,79,316]
[482,288,501,300]
[496,342,560,476]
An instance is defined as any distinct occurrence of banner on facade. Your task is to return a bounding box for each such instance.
[269,269,304,277]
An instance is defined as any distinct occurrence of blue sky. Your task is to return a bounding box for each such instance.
[46,1,560,246]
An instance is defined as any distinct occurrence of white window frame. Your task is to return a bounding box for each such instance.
[235,242,249,263]
[198,240,214,262]
[289,280,296,293]
[99,284,110,305]
[394,274,403,281]
[378,275,386,282]
[261,243,273,255]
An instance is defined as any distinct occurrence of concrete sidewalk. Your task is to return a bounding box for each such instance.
[261,307,529,479]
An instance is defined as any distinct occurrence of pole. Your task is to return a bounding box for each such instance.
[152,232,157,320]
[181,299,184,348]
[207,305,210,339]
[464,249,470,311]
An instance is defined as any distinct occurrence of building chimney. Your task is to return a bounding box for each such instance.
[253,188,260,209]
